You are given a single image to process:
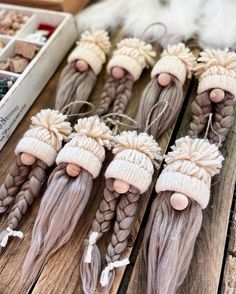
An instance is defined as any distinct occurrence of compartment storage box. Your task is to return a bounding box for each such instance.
[0,0,89,13]
[0,4,77,150]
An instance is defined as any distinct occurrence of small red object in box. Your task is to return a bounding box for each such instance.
[38,24,55,37]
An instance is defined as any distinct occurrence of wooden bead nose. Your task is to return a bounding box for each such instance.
[66,163,81,177]
[76,60,89,72]
[210,88,225,103]
[21,153,36,166]
[157,73,172,87]
[113,179,130,194]
[170,192,189,211]
[111,66,125,79]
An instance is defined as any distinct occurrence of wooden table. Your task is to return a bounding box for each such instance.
[0,52,235,293]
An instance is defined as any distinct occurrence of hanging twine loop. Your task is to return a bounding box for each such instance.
[204,113,222,147]
[101,113,141,135]
[144,100,169,133]
[100,258,130,287]
[61,101,95,118]
[140,22,167,43]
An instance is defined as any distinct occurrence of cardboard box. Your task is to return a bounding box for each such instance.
[0,4,78,150]
[0,0,89,14]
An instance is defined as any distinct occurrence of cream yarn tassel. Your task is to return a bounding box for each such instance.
[0,227,24,247]
[84,231,99,263]
[100,258,130,287]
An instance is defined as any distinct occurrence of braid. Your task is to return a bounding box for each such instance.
[209,92,235,146]
[0,154,31,214]
[188,92,212,138]
[95,75,120,116]
[0,159,47,249]
[80,179,120,294]
[112,73,134,120]
[7,159,47,229]
[102,186,140,292]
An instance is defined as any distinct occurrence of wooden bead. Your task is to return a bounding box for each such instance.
[113,179,130,194]
[170,192,189,211]
[76,60,89,72]
[111,67,125,79]
[210,88,225,103]
[66,163,81,177]
[157,73,172,87]
[21,153,36,166]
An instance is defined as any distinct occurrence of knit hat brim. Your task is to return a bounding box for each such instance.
[56,146,102,178]
[107,55,142,81]
[151,56,187,85]
[15,137,57,167]
[105,158,153,194]
[156,170,210,209]
[68,47,103,75]
[198,75,236,97]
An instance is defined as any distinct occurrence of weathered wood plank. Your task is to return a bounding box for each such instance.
[220,191,236,294]
[127,82,236,294]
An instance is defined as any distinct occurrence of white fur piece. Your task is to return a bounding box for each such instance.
[198,0,236,49]
[123,0,164,43]
[76,0,127,34]
[159,0,203,46]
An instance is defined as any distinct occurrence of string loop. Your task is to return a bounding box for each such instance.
[144,100,169,133]
[61,101,95,118]
[101,113,141,135]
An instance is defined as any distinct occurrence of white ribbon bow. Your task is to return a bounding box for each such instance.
[0,227,24,247]
[100,258,130,287]
[84,231,99,263]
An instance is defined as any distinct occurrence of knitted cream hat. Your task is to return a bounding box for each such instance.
[105,131,162,193]
[156,136,224,209]
[195,49,236,97]
[15,109,72,166]
[151,43,196,85]
[68,30,111,75]
[56,116,113,178]
[107,38,156,81]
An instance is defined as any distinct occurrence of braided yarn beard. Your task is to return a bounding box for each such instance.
[102,185,140,293]
[0,159,47,250]
[142,192,202,294]
[0,154,31,214]
[209,92,235,145]
[189,91,213,138]
[22,164,93,288]
[136,76,184,139]
[80,179,120,294]
[189,91,235,145]
[95,73,134,117]
[55,62,97,121]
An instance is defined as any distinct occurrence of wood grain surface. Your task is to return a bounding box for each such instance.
[0,46,235,294]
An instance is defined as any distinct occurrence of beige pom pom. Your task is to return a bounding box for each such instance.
[157,73,171,86]
[170,192,189,211]
[111,66,125,79]
[76,60,89,72]
[21,153,36,166]
[113,179,130,194]
[66,163,81,177]
[210,88,225,103]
